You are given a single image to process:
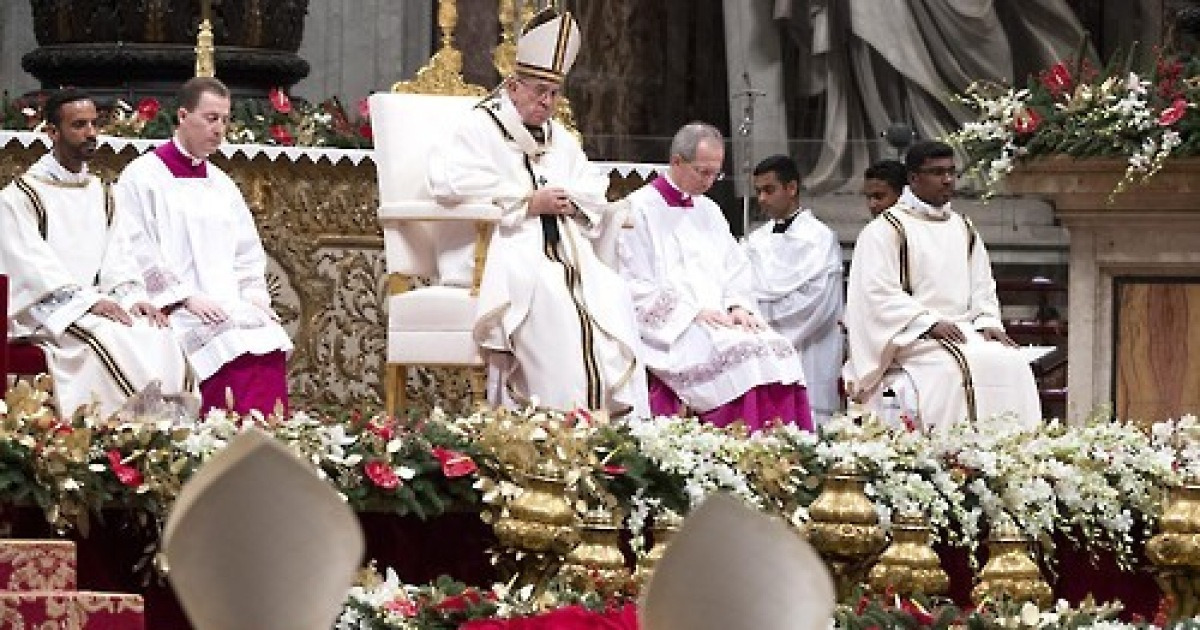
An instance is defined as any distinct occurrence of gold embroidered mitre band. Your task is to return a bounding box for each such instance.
[514,8,581,83]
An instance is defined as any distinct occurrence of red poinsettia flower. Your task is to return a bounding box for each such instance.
[363,460,400,489]
[367,416,396,442]
[357,97,370,119]
[383,597,419,617]
[1012,107,1041,134]
[431,447,478,478]
[106,450,144,487]
[268,87,292,114]
[564,408,594,426]
[357,121,373,140]
[134,97,160,121]
[434,589,484,612]
[1039,62,1073,98]
[269,124,294,146]
[1158,98,1189,127]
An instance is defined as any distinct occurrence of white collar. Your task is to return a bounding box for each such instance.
[172,136,207,167]
[898,186,951,220]
[28,152,90,184]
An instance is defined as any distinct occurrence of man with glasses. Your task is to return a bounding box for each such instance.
[843,140,1041,430]
[618,123,812,431]
[428,8,648,418]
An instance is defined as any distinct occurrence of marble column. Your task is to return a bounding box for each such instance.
[292,0,436,107]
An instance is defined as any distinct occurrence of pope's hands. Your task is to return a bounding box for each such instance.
[924,320,967,343]
[528,187,575,216]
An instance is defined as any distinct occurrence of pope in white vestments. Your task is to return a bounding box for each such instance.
[0,91,192,417]
[843,141,1041,430]
[620,124,811,431]
[117,78,293,417]
[744,155,844,426]
[427,9,648,418]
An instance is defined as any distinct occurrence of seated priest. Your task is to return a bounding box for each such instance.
[618,122,812,431]
[117,77,293,418]
[842,140,1042,430]
[427,8,649,418]
[0,89,193,417]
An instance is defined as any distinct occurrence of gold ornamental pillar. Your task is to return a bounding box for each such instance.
[1146,481,1200,621]
[971,519,1053,608]
[804,462,887,599]
[867,512,949,597]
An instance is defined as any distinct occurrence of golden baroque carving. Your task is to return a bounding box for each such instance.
[393,0,488,97]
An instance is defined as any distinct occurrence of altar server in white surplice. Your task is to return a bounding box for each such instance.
[117,77,293,418]
[843,140,1042,431]
[744,155,844,426]
[619,123,812,432]
[0,89,192,417]
[427,8,648,418]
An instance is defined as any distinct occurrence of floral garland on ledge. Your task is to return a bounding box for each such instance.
[0,87,373,149]
[5,380,1200,626]
[2,379,1199,566]
[946,49,1199,197]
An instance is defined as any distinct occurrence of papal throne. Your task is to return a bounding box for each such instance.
[369,6,500,417]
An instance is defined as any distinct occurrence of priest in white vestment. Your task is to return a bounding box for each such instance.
[0,90,192,417]
[744,155,844,426]
[117,78,293,418]
[427,9,649,418]
[843,140,1041,430]
[619,123,811,431]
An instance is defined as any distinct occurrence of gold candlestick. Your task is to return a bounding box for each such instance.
[195,0,215,78]
[804,462,888,599]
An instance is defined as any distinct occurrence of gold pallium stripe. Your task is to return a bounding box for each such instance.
[553,13,572,73]
[881,210,911,294]
[66,323,137,397]
[14,177,49,240]
[521,153,602,410]
[515,62,563,83]
[101,182,115,227]
[936,339,978,423]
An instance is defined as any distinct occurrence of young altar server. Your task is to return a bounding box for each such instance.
[0,88,193,417]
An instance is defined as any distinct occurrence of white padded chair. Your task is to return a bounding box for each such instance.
[369,92,500,416]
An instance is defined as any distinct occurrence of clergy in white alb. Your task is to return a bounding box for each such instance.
[427,8,648,418]
[0,91,192,417]
[619,123,811,431]
[842,141,1041,431]
[744,155,844,426]
[117,78,292,418]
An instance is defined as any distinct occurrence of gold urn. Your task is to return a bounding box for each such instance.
[559,507,632,597]
[1146,481,1200,619]
[868,512,949,596]
[493,465,580,556]
[971,519,1053,608]
[805,462,888,598]
[634,509,684,586]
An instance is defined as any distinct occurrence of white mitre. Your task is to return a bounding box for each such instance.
[640,493,837,630]
[163,427,365,630]
[515,7,582,83]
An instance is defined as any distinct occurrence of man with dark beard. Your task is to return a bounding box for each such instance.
[0,88,192,417]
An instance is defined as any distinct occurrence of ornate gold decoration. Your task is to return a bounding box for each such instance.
[867,512,949,596]
[492,461,580,589]
[1147,481,1200,620]
[493,0,519,79]
[634,509,683,586]
[559,506,631,597]
[971,519,1053,608]
[804,462,887,598]
[392,0,487,97]
[194,0,216,78]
